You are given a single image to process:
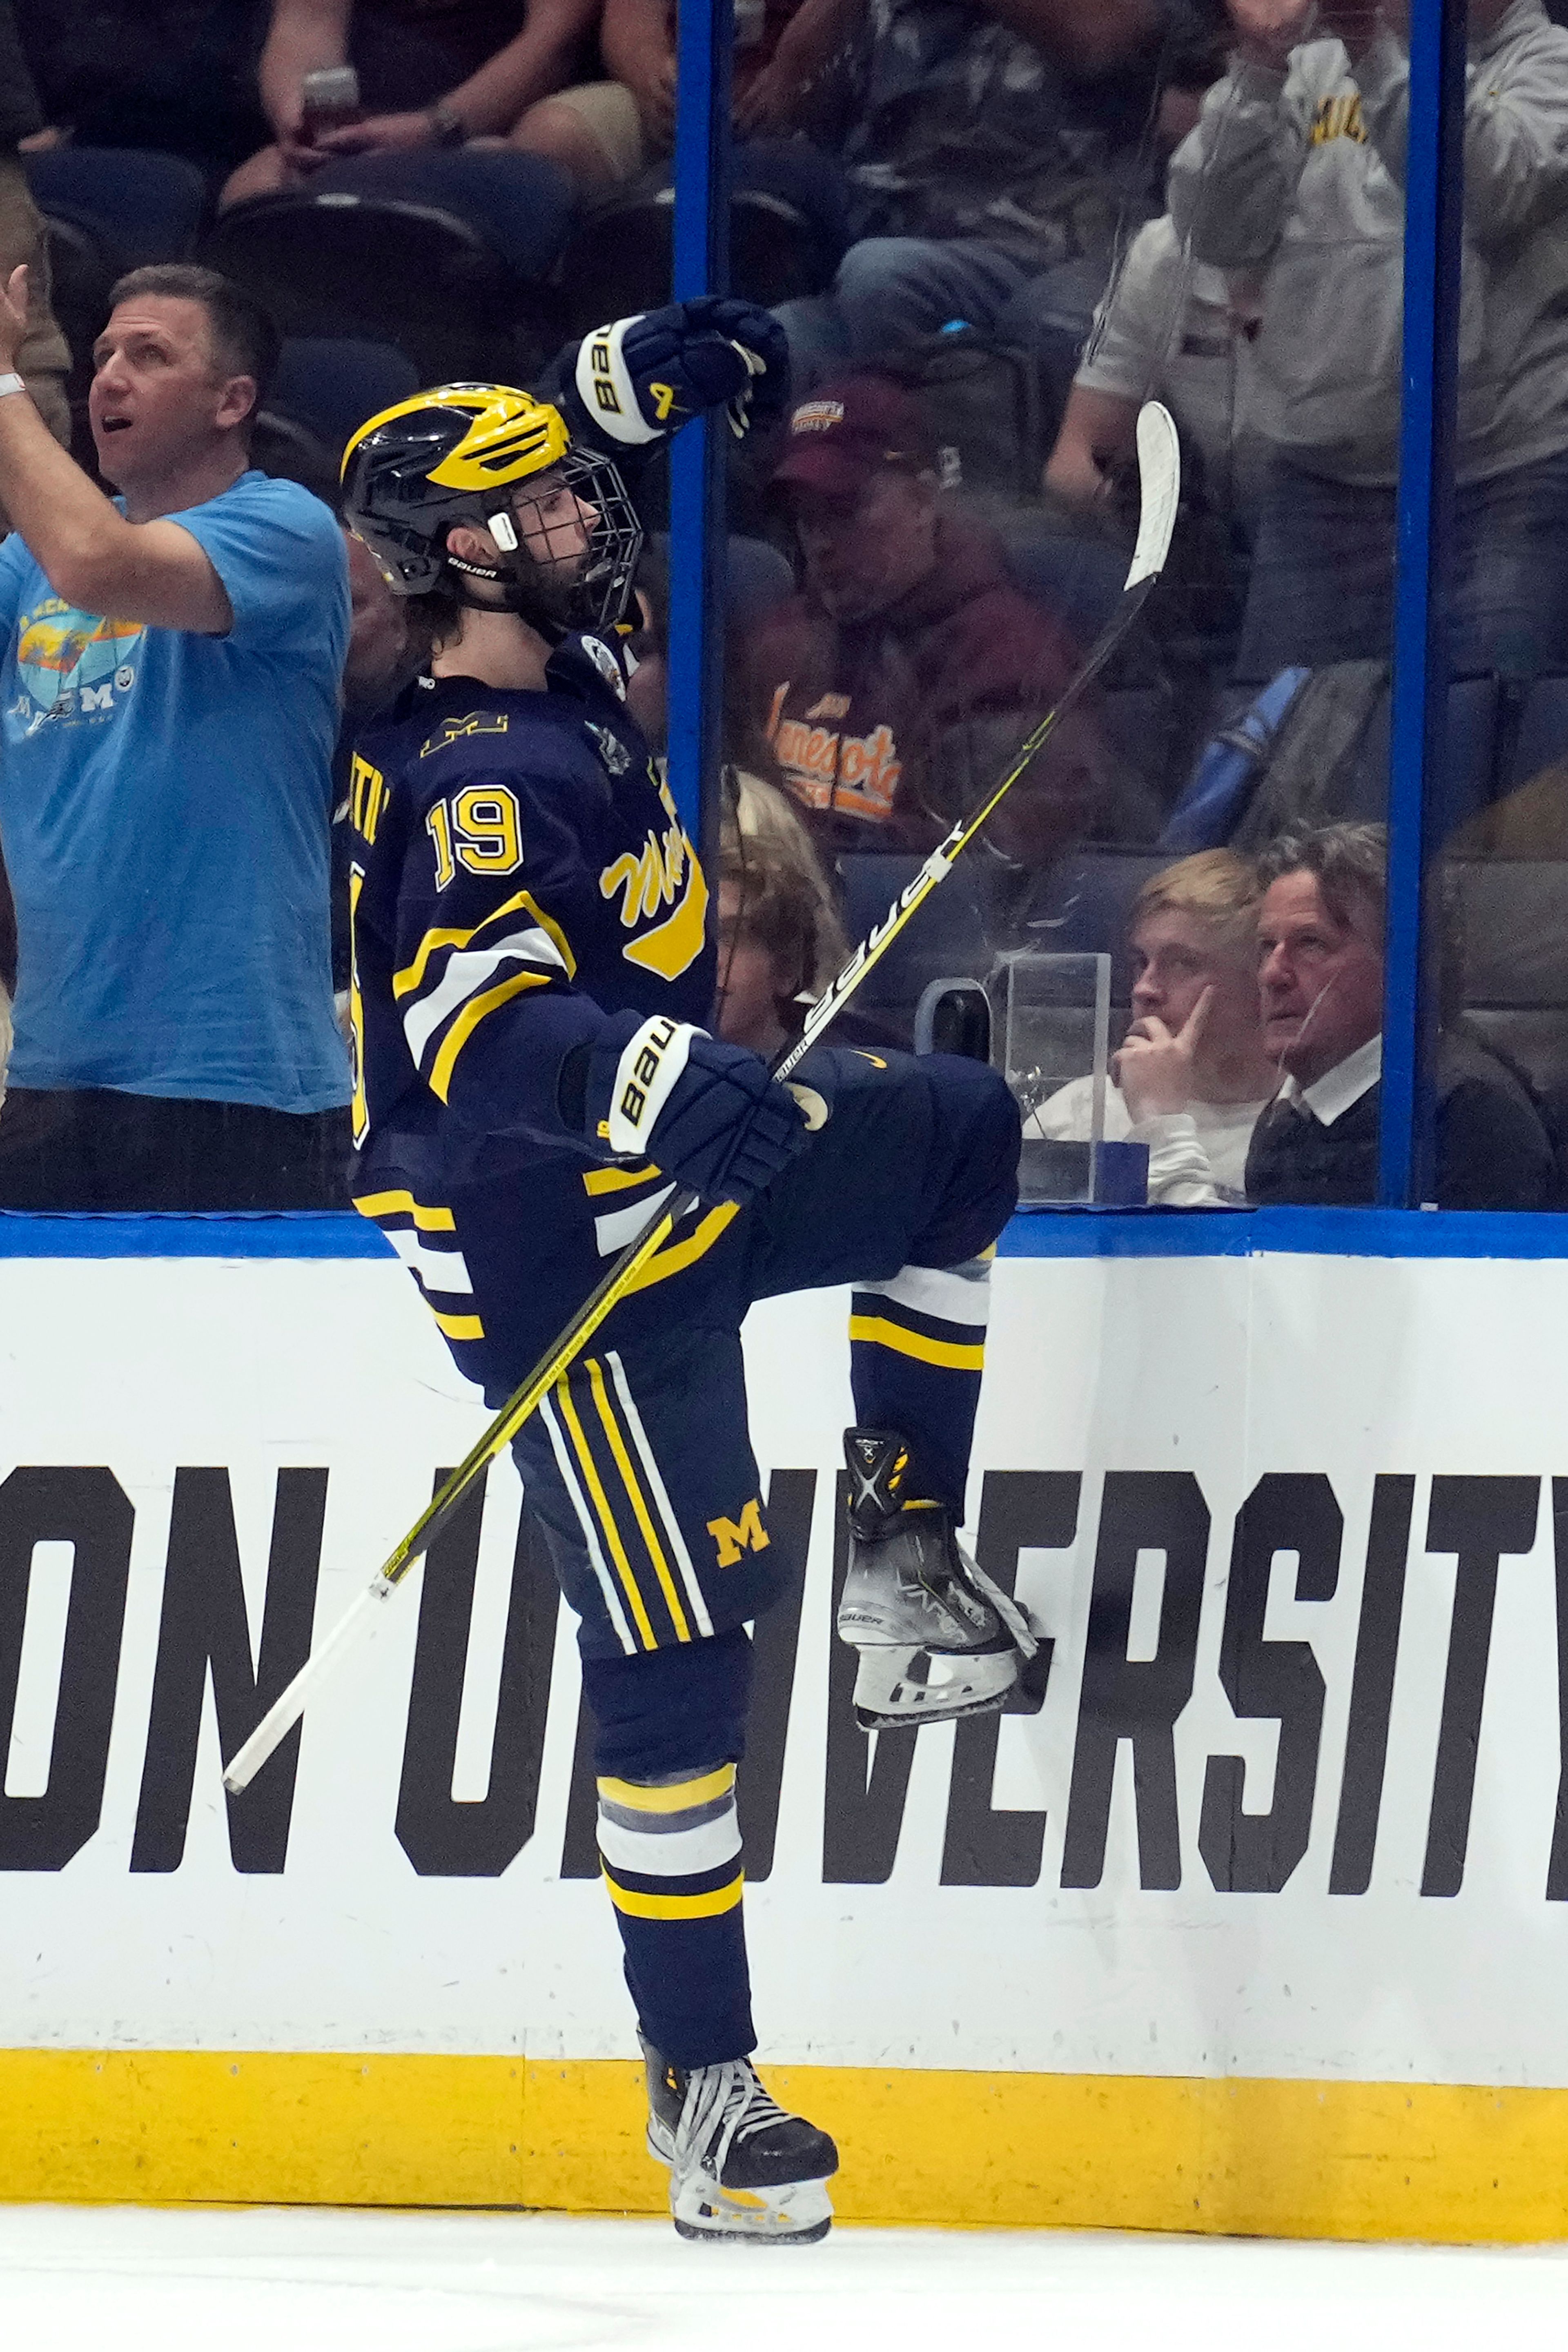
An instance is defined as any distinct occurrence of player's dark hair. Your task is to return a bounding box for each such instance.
[1256,820,1388,946]
[106,264,281,423]
[401,577,467,670]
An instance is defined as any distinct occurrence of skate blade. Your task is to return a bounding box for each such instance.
[673,2175,834,2245]
[854,1686,1017,1731]
[851,1640,1019,1730]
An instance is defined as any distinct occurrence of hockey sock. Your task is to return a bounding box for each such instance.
[847,1252,992,1512]
[597,1762,755,2067]
[580,1632,757,2069]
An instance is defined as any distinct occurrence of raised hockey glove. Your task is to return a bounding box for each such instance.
[580,1012,811,1205]
[574,299,791,450]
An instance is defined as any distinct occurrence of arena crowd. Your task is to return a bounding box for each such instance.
[2,0,1567,1212]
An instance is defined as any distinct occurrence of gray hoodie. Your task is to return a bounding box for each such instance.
[1168,0,1568,487]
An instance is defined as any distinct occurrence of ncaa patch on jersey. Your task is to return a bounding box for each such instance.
[581,635,627,699]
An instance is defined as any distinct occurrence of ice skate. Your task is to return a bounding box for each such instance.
[838,1428,1041,1731]
[642,2036,838,2243]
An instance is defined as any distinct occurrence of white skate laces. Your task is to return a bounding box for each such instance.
[644,2045,837,2244]
[675,2060,791,2179]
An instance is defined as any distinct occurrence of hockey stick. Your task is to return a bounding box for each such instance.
[222,402,1179,1796]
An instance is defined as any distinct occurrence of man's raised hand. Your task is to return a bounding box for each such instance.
[1112,986,1213,1123]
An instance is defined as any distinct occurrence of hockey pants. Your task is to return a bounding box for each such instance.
[503,1045,1020,2063]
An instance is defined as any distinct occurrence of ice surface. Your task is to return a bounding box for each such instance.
[4,2205,1568,2352]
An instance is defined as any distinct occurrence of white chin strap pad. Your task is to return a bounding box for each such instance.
[607,1014,699,1156]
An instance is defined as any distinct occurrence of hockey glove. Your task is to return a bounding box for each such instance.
[581,1012,810,1206]
[574,298,791,450]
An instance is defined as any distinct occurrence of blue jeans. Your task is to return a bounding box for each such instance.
[775,236,1106,416]
[1238,447,1568,682]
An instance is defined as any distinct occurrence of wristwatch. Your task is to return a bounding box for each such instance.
[426,100,467,147]
[0,374,25,399]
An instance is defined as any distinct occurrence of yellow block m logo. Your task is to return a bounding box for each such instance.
[707,1498,770,1568]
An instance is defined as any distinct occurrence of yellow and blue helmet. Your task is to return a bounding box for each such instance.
[342,381,641,631]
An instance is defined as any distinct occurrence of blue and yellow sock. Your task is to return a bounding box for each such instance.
[597,1761,754,2066]
[848,1251,992,1512]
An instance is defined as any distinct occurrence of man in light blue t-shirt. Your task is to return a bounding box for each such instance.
[0,256,350,1207]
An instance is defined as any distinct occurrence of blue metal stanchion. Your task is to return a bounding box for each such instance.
[1379,0,1467,1205]
[665,0,734,864]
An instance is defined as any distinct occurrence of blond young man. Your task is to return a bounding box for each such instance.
[1029,848,1278,1203]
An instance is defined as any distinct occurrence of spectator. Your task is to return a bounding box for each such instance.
[224,0,601,205]
[344,517,415,713]
[0,260,351,1209]
[715,769,851,1053]
[1045,212,1266,528]
[516,0,856,194]
[0,1,69,477]
[16,0,269,178]
[772,0,1192,401]
[1170,0,1568,680]
[748,374,1147,858]
[1244,822,1560,1208]
[1029,847,1276,1201]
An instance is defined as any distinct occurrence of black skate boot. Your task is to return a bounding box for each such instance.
[642,2035,838,2243]
[838,1428,1040,1731]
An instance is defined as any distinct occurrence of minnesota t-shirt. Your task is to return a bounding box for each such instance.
[0,470,351,1111]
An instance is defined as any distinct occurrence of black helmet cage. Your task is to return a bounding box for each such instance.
[344,421,642,637]
[506,445,644,637]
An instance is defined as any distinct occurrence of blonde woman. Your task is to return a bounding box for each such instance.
[714,768,850,1056]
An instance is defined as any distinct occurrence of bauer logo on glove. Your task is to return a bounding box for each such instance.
[588,1011,810,1205]
[608,1012,692,1153]
[575,300,791,450]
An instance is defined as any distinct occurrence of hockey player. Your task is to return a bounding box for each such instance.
[341,302,1029,2244]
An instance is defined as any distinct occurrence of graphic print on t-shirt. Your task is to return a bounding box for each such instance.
[9,596,144,736]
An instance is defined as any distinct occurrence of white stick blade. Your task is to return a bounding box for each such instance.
[221,1579,386,1793]
[1125,402,1181,590]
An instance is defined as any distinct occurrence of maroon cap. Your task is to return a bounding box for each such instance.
[771,375,938,498]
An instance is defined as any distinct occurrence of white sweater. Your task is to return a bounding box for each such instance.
[1026,1076,1268,1205]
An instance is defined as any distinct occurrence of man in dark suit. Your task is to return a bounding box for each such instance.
[1244,821,1561,1210]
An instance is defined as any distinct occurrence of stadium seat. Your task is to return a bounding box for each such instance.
[1096,684,1182,811]
[248,410,341,505]
[998,522,1130,651]
[1506,673,1568,791]
[833,851,994,1033]
[36,214,117,461]
[648,532,794,626]
[554,177,839,344]
[1452,859,1568,1097]
[199,164,570,387]
[24,147,209,268]
[1353,675,1501,830]
[268,339,419,460]
[303,150,576,283]
[39,214,116,366]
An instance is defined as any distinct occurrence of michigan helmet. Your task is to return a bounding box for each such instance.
[341,382,643,633]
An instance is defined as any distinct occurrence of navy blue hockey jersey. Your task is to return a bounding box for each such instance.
[347,635,717,1394]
